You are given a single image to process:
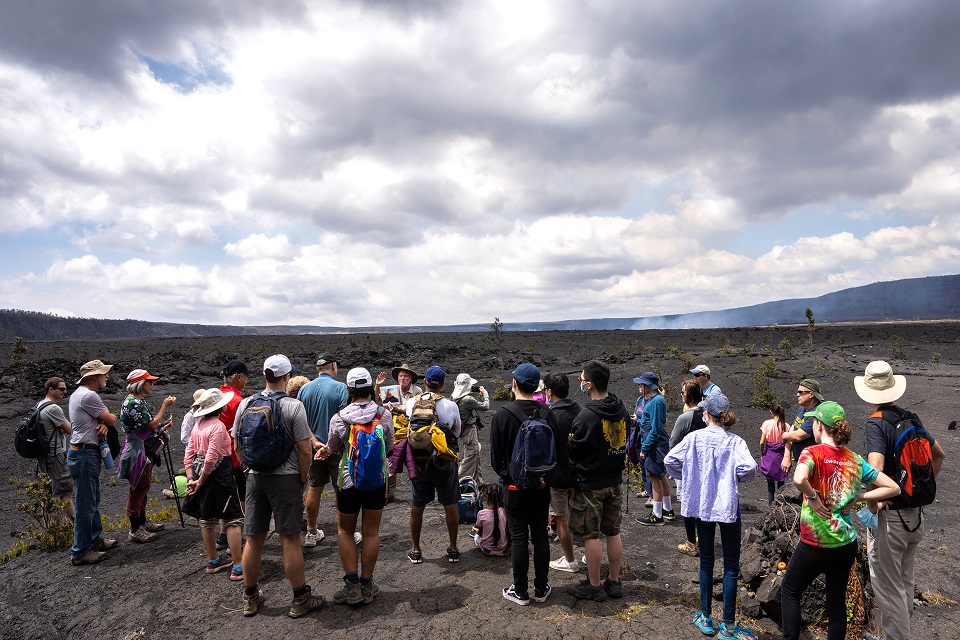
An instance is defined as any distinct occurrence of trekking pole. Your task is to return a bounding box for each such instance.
[161,432,185,527]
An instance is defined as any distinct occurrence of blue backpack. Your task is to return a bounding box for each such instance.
[505,404,557,490]
[338,407,388,491]
[238,391,294,472]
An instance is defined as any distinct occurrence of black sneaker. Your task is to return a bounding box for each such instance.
[407,549,423,564]
[637,513,665,526]
[602,578,623,599]
[663,509,676,521]
[502,584,530,606]
[533,584,552,603]
[565,579,607,602]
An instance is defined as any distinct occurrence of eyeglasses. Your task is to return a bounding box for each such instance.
[797,390,811,396]
[579,377,591,384]
[56,387,67,392]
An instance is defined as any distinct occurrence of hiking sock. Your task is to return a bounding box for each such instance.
[359,576,372,586]
[138,510,147,528]
[292,585,310,599]
[344,572,360,584]
[653,502,663,518]
[244,584,259,598]
[130,517,141,533]
[662,496,673,511]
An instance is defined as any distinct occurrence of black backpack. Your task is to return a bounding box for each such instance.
[238,391,294,472]
[15,400,56,459]
[875,409,937,531]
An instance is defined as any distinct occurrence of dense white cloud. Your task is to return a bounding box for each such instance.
[1,0,959,327]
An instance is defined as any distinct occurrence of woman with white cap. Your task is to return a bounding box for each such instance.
[452,373,489,484]
[183,388,244,578]
[117,369,176,544]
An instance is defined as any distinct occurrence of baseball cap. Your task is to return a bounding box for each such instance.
[804,400,846,426]
[689,365,711,377]
[126,369,159,384]
[699,393,731,416]
[513,363,541,387]
[346,367,373,389]
[316,354,338,366]
[223,360,250,377]
[799,378,824,402]
[263,354,295,377]
[424,365,446,386]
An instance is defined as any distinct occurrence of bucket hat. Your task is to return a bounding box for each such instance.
[854,361,906,405]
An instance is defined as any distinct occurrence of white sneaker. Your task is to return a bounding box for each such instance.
[354,531,363,545]
[549,556,580,572]
[303,528,324,547]
[645,498,654,508]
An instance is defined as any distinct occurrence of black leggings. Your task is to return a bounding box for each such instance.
[684,515,697,544]
[781,540,856,640]
[766,479,784,506]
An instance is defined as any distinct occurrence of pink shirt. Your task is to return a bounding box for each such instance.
[184,415,234,478]
[761,418,785,444]
[475,507,508,555]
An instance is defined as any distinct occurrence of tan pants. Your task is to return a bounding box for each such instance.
[457,427,482,485]
[866,507,922,640]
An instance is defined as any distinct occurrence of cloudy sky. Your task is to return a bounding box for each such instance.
[2,1,959,329]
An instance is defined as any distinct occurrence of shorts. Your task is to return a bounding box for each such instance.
[308,457,341,488]
[550,487,575,519]
[335,485,387,514]
[643,439,670,479]
[233,465,247,499]
[38,452,74,498]
[244,473,305,536]
[410,460,459,507]
[569,485,623,539]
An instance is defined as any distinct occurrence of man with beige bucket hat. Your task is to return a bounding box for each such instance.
[856,361,945,640]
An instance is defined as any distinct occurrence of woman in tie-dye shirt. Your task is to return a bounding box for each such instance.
[780,401,900,640]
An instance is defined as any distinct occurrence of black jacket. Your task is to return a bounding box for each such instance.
[568,393,628,490]
[549,398,582,489]
[490,399,558,487]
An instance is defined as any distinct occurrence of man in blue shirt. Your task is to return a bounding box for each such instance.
[296,354,348,547]
[690,365,721,396]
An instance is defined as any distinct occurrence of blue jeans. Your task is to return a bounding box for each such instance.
[697,517,742,624]
[68,448,103,557]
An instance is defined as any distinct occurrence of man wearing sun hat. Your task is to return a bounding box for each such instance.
[67,359,119,565]
[375,363,423,502]
[856,361,946,640]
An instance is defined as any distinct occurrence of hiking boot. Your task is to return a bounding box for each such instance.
[303,528,324,548]
[243,590,265,617]
[693,612,717,636]
[407,549,423,564]
[678,540,699,557]
[549,556,580,572]
[71,550,106,565]
[90,537,117,551]
[215,532,228,551]
[289,587,326,618]
[354,531,363,545]
[334,579,363,605]
[205,555,232,574]
[566,579,607,601]
[663,509,676,521]
[718,622,757,640]
[502,584,530,606]
[361,579,381,604]
[532,584,552,603]
[229,565,243,581]
[602,578,623,599]
[446,548,460,563]
[128,528,158,543]
[143,522,165,533]
[637,513,664,526]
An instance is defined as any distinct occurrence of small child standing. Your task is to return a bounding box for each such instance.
[472,485,509,556]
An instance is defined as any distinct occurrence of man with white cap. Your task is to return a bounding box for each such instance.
[690,365,721,397]
[67,360,119,565]
[232,355,324,619]
[857,361,945,640]
[452,373,489,484]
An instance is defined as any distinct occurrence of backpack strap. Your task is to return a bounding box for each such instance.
[504,403,536,424]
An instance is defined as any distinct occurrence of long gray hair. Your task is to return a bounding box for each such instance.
[126,380,147,395]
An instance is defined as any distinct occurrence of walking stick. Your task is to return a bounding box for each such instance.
[161,430,185,527]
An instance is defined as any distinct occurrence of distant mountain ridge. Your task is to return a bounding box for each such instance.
[2,274,958,342]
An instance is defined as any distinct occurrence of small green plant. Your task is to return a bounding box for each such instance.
[778,338,794,356]
[749,360,778,409]
[805,308,816,349]
[812,362,827,376]
[6,474,73,556]
[933,352,942,363]
[491,375,511,401]
[487,317,506,368]
[889,335,904,359]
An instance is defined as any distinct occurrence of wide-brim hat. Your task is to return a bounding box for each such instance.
[854,360,906,405]
[76,360,113,384]
[633,372,660,390]
[191,389,206,407]
[194,389,235,417]
[452,373,477,401]
[392,363,419,383]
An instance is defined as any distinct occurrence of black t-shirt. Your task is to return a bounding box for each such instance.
[864,405,925,478]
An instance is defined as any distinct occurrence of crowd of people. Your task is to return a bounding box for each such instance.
[29,352,946,639]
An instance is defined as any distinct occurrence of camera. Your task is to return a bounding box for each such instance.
[471,383,481,393]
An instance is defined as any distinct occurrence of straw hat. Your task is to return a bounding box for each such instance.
[392,363,419,383]
[854,360,906,405]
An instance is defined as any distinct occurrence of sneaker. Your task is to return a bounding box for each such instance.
[289,587,326,618]
[663,509,676,521]
[565,579,607,602]
[128,528,158,543]
[354,531,363,545]
[678,541,700,557]
[637,513,664,526]
[502,584,530,606]
[71,550,106,565]
[143,522,165,533]
[361,579,381,604]
[602,578,623,599]
[638,489,649,498]
[90,537,118,551]
[333,579,363,605]
[243,590,265,617]
[693,612,716,636]
[446,548,460,563]
[862,633,885,640]
[215,533,228,551]
[645,498,654,508]
[718,622,757,640]
[205,555,232,574]
[407,549,423,564]
[533,584,552,603]
[549,556,580,572]
[229,565,243,581]
[303,528,324,548]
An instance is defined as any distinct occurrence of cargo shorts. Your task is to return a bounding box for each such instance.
[569,485,623,539]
